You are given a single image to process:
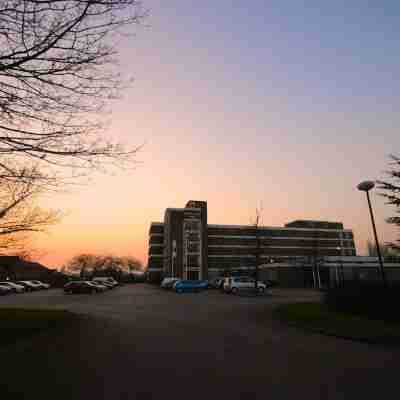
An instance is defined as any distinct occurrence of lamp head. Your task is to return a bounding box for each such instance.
[357,181,375,192]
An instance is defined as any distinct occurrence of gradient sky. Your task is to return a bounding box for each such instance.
[34,1,400,268]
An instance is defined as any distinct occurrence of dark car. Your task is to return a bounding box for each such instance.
[262,280,275,288]
[0,284,12,295]
[209,277,224,289]
[64,281,98,294]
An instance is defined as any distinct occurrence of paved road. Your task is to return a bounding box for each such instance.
[1,285,399,399]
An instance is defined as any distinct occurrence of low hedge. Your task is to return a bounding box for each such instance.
[324,282,400,323]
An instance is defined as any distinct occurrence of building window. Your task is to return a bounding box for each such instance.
[187,242,200,253]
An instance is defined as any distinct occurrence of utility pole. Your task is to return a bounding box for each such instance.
[365,190,387,287]
[254,209,261,293]
[357,181,387,288]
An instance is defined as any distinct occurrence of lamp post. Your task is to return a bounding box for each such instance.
[357,180,387,287]
[254,216,260,293]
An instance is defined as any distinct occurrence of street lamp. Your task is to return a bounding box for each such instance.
[357,180,387,287]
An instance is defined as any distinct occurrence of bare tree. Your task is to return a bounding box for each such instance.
[0,1,144,186]
[65,253,98,277]
[0,174,60,252]
[65,253,142,277]
[367,239,399,261]
[377,155,400,251]
[120,255,143,272]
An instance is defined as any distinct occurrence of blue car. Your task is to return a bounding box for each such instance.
[174,280,209,293]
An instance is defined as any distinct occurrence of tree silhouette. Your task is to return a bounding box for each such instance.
[0,1,144,187]
[377,155,400,251]
[0,168,60,252]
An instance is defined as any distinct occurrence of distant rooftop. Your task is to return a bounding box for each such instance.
[284,220,344,230]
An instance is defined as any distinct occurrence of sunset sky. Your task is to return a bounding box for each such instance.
[34,1,400,269]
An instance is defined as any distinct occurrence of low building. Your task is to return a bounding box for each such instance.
[0,255,55,281]
[261,256,400,288]
[147,200,357,281]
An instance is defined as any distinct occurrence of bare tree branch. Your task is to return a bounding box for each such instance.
[0,168,61,252]
[0,0,145,186]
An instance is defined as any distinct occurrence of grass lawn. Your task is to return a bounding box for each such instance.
[1,308,84,400]
[0,308,77,349]
[274,302,400,347]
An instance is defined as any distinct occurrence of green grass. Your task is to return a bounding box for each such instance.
[274,302,400,347]
[0,308,83,400]
[0,308,77,349]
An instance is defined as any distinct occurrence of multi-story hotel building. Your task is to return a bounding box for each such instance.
[147,200,357,280]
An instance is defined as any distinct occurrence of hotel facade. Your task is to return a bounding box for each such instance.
[147,200,357,280]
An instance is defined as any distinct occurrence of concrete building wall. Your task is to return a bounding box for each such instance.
[147,200,357,280]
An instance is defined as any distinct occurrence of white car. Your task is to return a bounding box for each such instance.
[0,281,25,293]
[223,276,267,294]
[30,280,50,289]
[160,277,180,289]
[16,281,43,291]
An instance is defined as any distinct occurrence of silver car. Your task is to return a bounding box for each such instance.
[160,277,180,289]
[0,282,25,293]
[88,281,108,292]
[223,276,266,294]
[30,280,51,289]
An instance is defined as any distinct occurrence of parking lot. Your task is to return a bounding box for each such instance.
[1,284,400,399]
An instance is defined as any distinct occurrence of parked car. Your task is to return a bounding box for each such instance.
[15,281,43,291]
[160,277,180,289]
[223,276,267,294]
[30,280,50,289]
[93,277,118,287]
[0,284,13,295]
[0,281,25,293]
[173,280,209,293]
[88,281,108,292]
[209,277,224,289]
[64,281,98,294]
[93,280,113,289]
[262,280,275,288]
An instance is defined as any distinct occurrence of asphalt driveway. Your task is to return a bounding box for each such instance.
[1,284,399,399]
